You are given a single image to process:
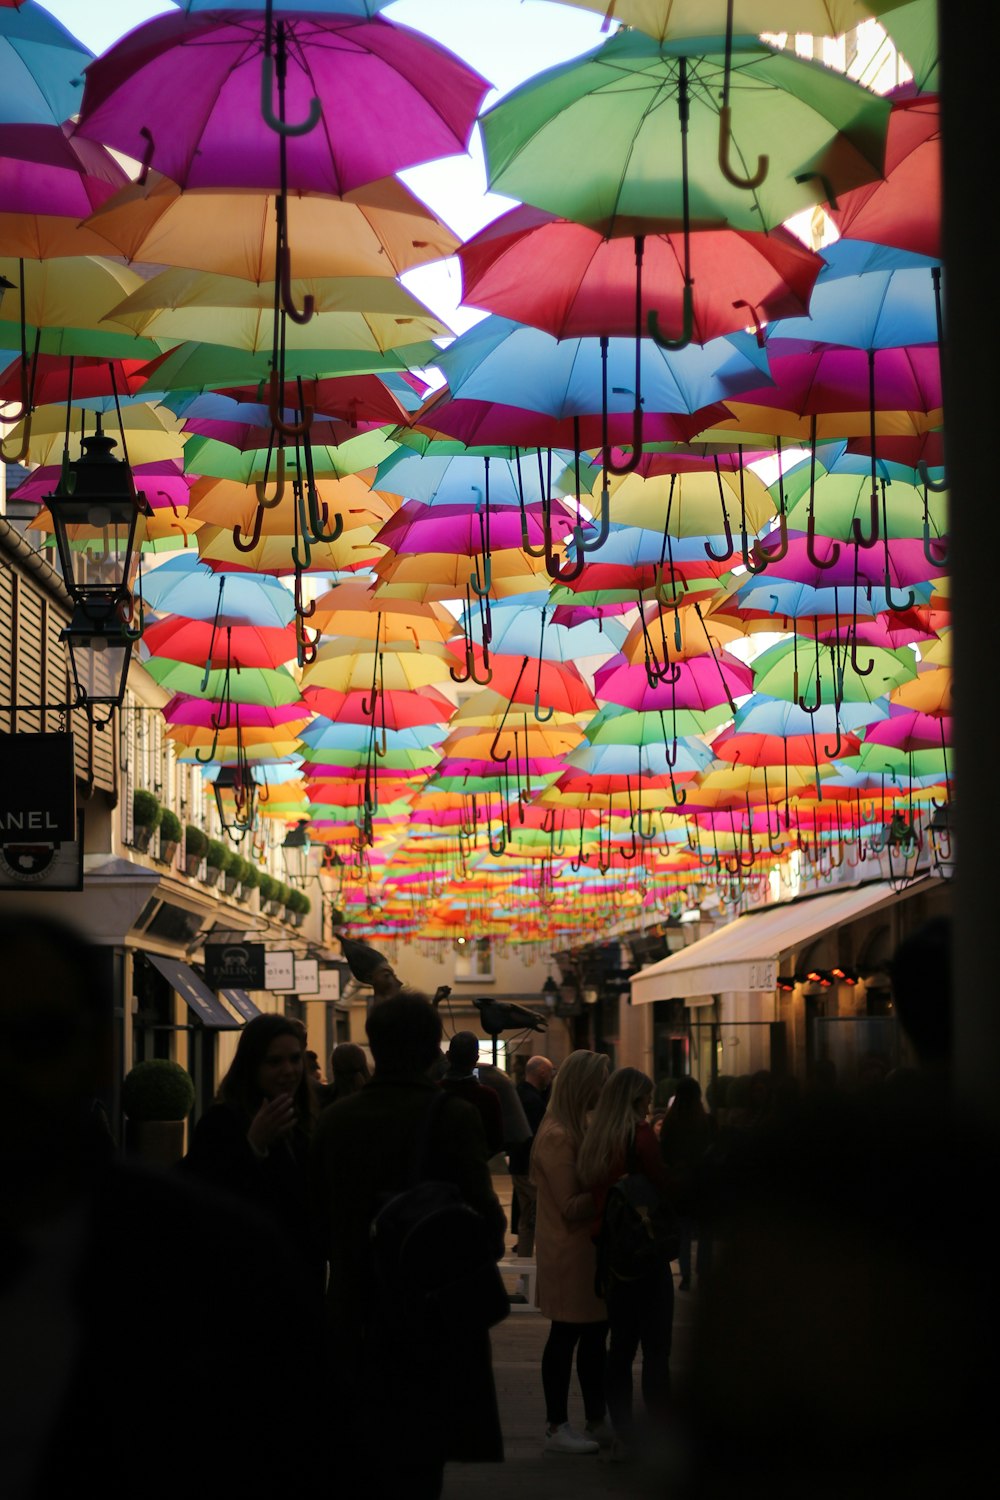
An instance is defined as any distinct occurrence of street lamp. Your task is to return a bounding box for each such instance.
[61,602,133,717]
[212,764,257,844]
[44,415,149,609]
[928,803,956,880]
[281,818,315,887]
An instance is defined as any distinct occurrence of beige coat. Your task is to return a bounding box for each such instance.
[530,1115,606,1323]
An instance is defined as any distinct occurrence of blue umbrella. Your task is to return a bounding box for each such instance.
[141,553,296,626]
[733,693,891,738]
[765,241,941,349]
[434,316,772,418]
[372,449,591,506]
[0,2,91,126]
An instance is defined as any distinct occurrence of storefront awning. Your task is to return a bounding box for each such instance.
[218,987,261,1022]
[145,953,242,1029]
[630,881,903,1005]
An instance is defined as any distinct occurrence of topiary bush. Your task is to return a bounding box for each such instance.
[258,872,277,904]
[241,862,261,891]
[185,824,208,859]
[159,808,182,845]
[206,838,233,872]
[121,1059,195,1122]
[229,854,250,886]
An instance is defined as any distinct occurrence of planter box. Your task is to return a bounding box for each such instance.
[203,866,223,887]
[132,824,155,854]
[263,898,282,916]
[184,853,204,878]
[125,1119,186,1169]
[158,839,179,866]
[222,874,240,896]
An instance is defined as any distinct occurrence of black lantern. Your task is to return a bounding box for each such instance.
[44,415,148,609]
[281,818,316,887]
[928,803,955,880]
[61,602,133,716]
[212,764,256,844]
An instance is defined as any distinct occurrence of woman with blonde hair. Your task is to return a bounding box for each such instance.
[579,1066,675,1459]
[529,1048,611,1454]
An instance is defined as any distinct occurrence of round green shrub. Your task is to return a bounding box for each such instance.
[275,881,291,907]
[184,824,208,858]
[133,789,162,830]
[228,854,250,885]
[241,862,261,891]
[258,873,277,903]
[121,1059,195,1122]
[286,888,310,915]
[206,838,233,872]
[159,808,182,844]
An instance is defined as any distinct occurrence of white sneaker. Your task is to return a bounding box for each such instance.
[545,1423,600,1455]
[585,1418,615,1448]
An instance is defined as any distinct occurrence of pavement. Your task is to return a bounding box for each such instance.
[441,1170,697,1500]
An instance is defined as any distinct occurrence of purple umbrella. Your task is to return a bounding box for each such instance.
[594,653,753,714]
[0,121,127,215]
[10,458,195,510]
[73,9,489,194]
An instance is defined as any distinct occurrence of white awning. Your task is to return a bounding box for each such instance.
[630,881,904,1005]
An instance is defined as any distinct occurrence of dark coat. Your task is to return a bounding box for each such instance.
[21,1162,325,1500]
[508,1080,549,1174]
[311,1071,506,1468]
[181,1101,323,1288]
[439,1075,505,1155]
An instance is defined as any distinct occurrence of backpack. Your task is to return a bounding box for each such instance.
[595,1169,679,1292]
[368,1092,511,1336]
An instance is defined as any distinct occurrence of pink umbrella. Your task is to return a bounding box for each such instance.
[594,653,752,713]
[10,458,195,511]
[863,707,952,751]
[162,695,307,728]
[374,499,581,556]
[410,393,732,450]
[73,10,488,194]
[0,121,127,215]
[739,345,941,417]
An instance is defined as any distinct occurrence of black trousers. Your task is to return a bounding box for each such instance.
[541,1318,608,1427]
[604,1263,674,1439]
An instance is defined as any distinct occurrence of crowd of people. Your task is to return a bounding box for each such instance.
[3,911,992,1500]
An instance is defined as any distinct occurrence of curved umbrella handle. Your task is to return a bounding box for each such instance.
[732,297,766,348]
[604,411,643,476]
[751,509,788,568]
[718,106,768,190]
[450,645,473,684]
[580,485,611,552]
[823,723,842,758]
[705,509,734,563]
[798,674,823,715]
[0,412,31,463]
[232,503,265,553]
[533,687,554,724]
[519,500,547,558]
[884,568,915,612]
[471,651,494,687]
[922,518,949,567]
[488,823,507,857]
[851,488,880,548]
[254,448,286,508]
[278,243,315,326]
[647,283,695,353]
[268,370,313,438]
[850,632,874,678]
[470,551,492,597]
[918,460,948,494]
[305,481,343,545]
[261,53,322,138]
[806,508,841,569]
[545,522,586,583]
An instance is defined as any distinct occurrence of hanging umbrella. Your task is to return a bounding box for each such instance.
[0,1,92,127]
[0,254,162,361]
[128,339,440,394]
[300,689,453,729]
[73,9,488,193]
[373,499,582,557]
[139,554,296,625]
[220,372,410,427]
[480,30,890,233]
[372,447,584,507]
[142,617,298,670]
[83,170,460,281]
[300,640,455,694]
[309,585,454,645]
[751,636,917,706]
[9,400,187,467]
[764,240,941,349]
[144,658,304,706]
[0,122,127,224]
[0,352,151,406]
[8,456,194,512]
[594,651,752,711]
[457,205,823,343]
[828,93,940,258]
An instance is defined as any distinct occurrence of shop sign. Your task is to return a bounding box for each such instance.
[0,733,76,842]
[205,942,266,990]
[265,950,296,991]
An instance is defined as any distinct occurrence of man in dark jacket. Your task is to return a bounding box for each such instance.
[439,1030,504,1156]
[311,993,506,1500]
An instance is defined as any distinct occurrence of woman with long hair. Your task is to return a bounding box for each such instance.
[579,1067,675,1460]
[183,1013,322,1289]
[529,1048,611,1455]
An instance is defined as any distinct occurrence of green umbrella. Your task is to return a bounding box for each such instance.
[144,658,303,706]
[182,428,398,480]
[480,30,890,234]
[136,340,442,393]
[751,637,916,708]
[584,701,730,744]
[779,470,947,544]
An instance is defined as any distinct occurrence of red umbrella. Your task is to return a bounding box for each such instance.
[828,95,940,259]
[302,685,454,729]
[0,353,150,406]
[457,205,823,344]
[143,617,298,671]
[409,391,731,450]
[220,373,409,427]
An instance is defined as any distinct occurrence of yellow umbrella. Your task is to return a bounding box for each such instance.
[0,214,128,260]
[194,523,385,574]
[372,547,548,595]
[9,400,187,468]
[82,172,461,281]
[442,724,584,760]
[101,268,451,350]
[618,598,748,668]
[187,473,395,532]
[697,403,944,442]
[301,640,455,693]
[889,666,951,715]
[606,464,774,535]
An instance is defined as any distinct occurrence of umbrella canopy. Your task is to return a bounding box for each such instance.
[0,1,92,127]
[480,30,890,233]
[73,10,489,193]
